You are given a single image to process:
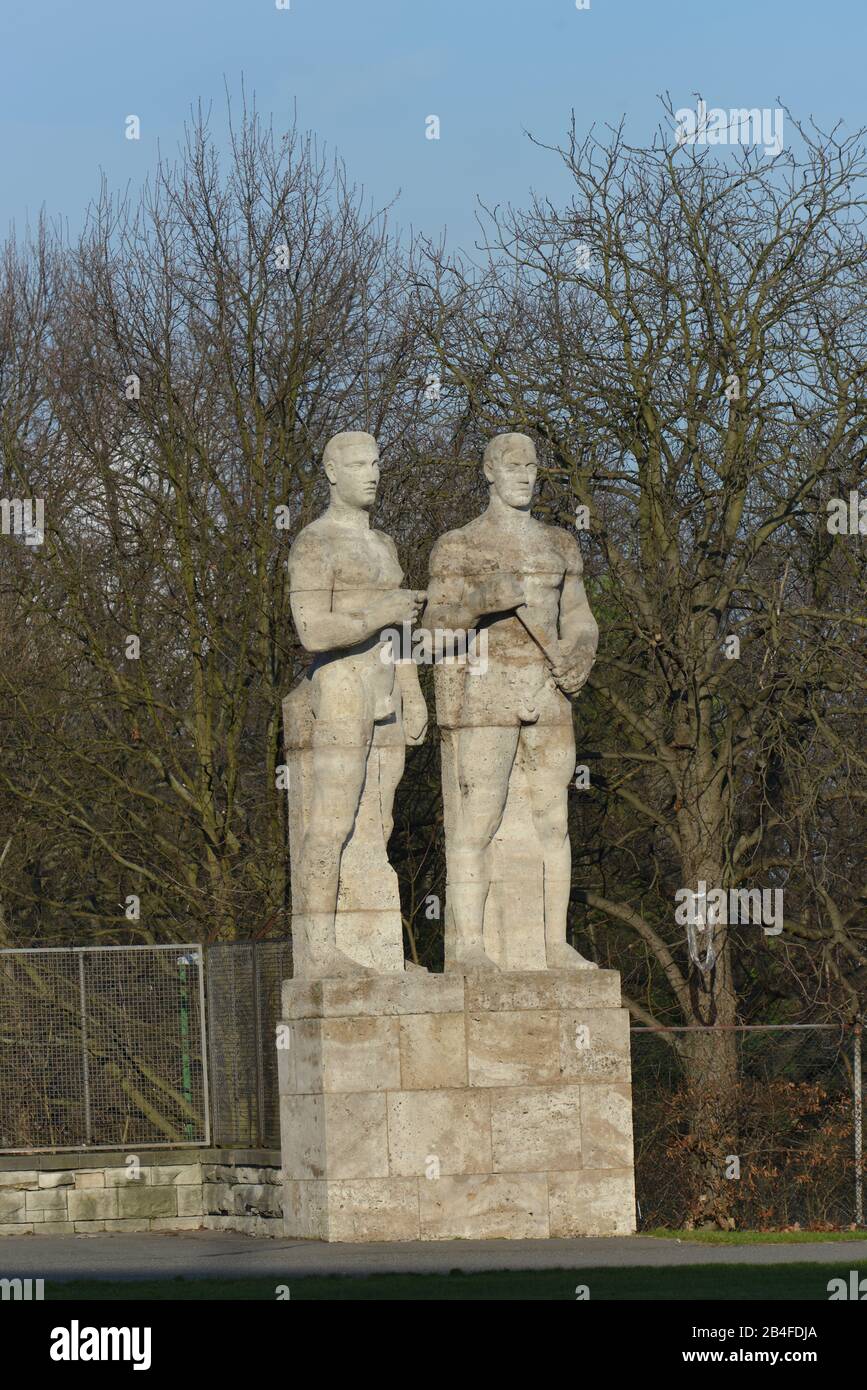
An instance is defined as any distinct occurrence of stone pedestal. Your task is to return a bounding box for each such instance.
[278,969,635,1241]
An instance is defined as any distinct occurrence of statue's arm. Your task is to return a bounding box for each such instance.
[559,573,599,662]
[422,534,525,633]
[289,533,408,654]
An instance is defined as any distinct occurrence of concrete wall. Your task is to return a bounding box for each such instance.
[0,1149,284,1237]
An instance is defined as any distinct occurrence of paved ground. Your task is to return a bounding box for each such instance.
[1,1231,867,1279]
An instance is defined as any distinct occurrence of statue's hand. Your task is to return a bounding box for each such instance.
[380,589,426,627]
[550,641,596,696]
[477,572,526,615]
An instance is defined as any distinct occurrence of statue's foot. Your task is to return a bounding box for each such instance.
[546,942,598,971]
[304,946,378,980]
[445,945,501,973]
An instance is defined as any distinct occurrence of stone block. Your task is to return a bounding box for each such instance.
[37,1170,74,1188]
[25,1189,68,1218]
[39,1221,77,1234]
[281,1092,389,1180]
[580,1083,635,1167]
[0,1222,33,1234]
[465,969,620,1013]
[398,1013,467,1089]
[177,1185,204,1217]
[0,1191,27,1222]
[74,1171,106,1189]
[419,1173,549,1239]
[559,1009,631,1082]
[467,1010,561,1086]
[150,1164,201,1186]
[325,1179,420,1242]
[291,1015,401,1093]
[104,1167,150,1187]
[116,1185,177,1219]
[67,1189,119,1222]
[490,1085,583,1172]
[0,1170,38,1189]
[387,1090,491,1177]
[548,1168,636,1236]
[282,972,465,1020]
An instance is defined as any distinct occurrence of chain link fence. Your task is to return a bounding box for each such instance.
[205,941,293,1148]
[0,945,209,1151]
[631,1025,865,1230]
[0,942,294,1153]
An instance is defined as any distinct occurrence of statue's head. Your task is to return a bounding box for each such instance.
[323,431,380,510]
[483,433,537,512]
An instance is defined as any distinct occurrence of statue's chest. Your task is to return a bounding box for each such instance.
[472,533,564,581]
[332,534,402,590]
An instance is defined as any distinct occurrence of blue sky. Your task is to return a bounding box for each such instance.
[0,0,863,254]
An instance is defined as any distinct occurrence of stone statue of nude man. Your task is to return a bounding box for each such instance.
[284,431,427,980]
[424,432,599,972]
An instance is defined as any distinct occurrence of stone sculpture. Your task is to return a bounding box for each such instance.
[423,432,599,972]
[282,431,427,980]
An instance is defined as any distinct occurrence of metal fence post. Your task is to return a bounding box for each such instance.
[855,1022,863,1226]
[78,951,92,1146]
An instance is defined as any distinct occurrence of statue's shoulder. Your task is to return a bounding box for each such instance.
[429,522,477,576]
[534,517,584,574]
[287,516,334,576]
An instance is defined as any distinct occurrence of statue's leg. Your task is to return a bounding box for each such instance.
[300,719,377,978]
[522,720,596,970]
[446,723,519,971]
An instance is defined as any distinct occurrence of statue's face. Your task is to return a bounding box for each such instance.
[485,437,537,510]
[327,440,381,509]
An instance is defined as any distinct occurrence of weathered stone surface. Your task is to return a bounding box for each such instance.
[104,1167,149,1187]
[326,1179,420,1242]
[177,1185,205,1217]
[67,1189,119,1222]
[558,1009,631,1082]
[0,1191,27,1221]
[73,1171,106,1189]
[149,1164,201,1186]
[38,1220,76,1234]
[0,1170,38,1189]
[465,969,620,1014]
[467,1009,561,1086]
[0,1222,34,1234]
[282,972,464,1020]
[399,1013,467,1089]
[37,1170,74,1188]
[116,1186,177,1219]
[24,1188,68,1218]
[490,1086,583,1173]
[419,1173,549,1239]
[279,968,635,1242]
[580,1083,635,1168]
[387,1090,491,1177]
[291,1015,401,1093]
[548,1168,636,1237]
[151,1217,204,1231]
